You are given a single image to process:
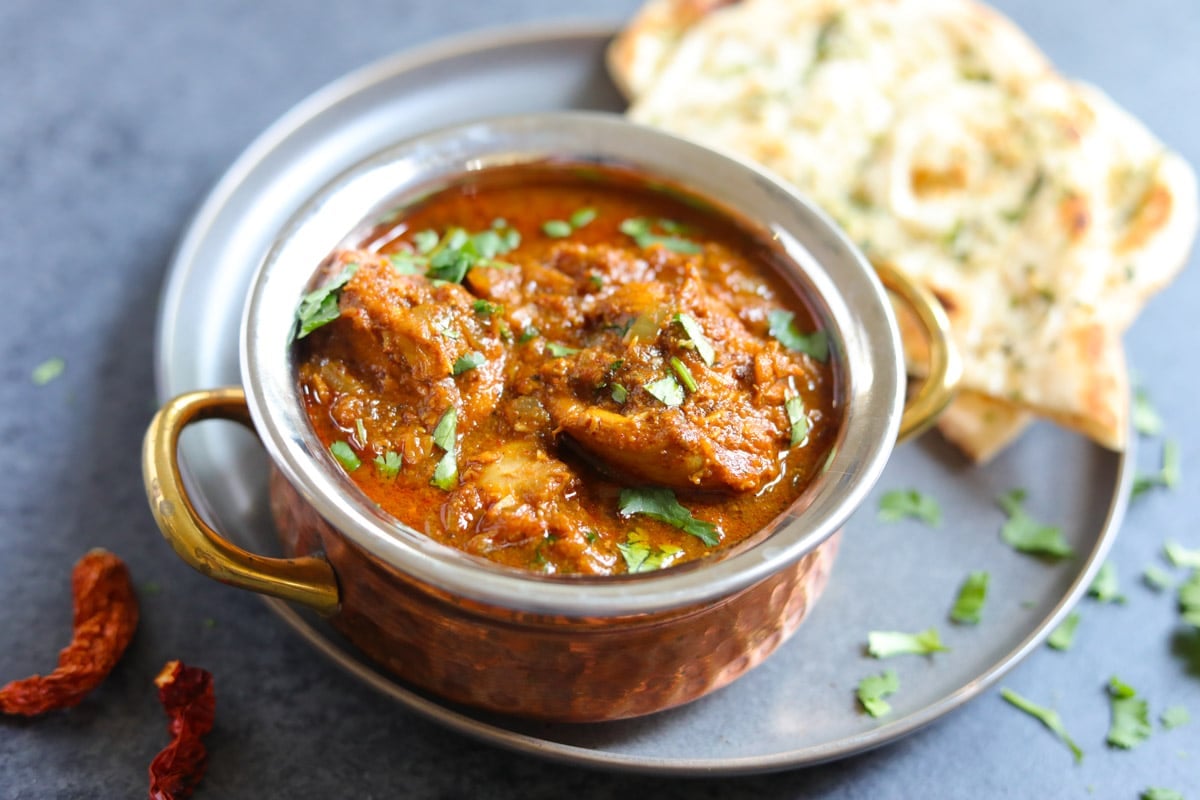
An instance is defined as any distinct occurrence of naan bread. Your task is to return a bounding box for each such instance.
[611,0,1198,457]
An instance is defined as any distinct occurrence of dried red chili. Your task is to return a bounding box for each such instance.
[149,660,215,800]
[0,548,139,716]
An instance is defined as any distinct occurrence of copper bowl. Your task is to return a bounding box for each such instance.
[143,113,959,722]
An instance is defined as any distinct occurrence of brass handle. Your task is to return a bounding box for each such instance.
[142,387,340,616]
[874,262,963,442]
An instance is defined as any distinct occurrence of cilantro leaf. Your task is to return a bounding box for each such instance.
[1088,561,1125,604]
[1142,566,1174,591]
[1160,705,1190,730]
[329,441,361,472]
[569,207,597,229]
[856,670,900,717]
[388,252,425,275]
[518,326,540,344]
[545,342,579,358]
[619,217,703,254]
[997,489,1073,558]
[472,299,503,316]
[878,489,941,526]
[618,487,721,546]
[295,263,358,339]
[374,450,402,480]
[1164,539,1200,568]
[427,247,472,283]
[31,357,65,386]
[611,383,628,404]
[452,352,485,376]
[542,220,572,238]
[1180,569,1200,627]
[950,571,989,624]
[867,628,949,659]
[1047,611,1081,651]
[1141,789,1184,800]
[1133,440,1181,500]
[430,408,457,491]
[617,531,683,574]
[1000,688,1083,763]
[673,313,715,366]
[645,374,685,407]
[1133,387,1164,436]
[412,229,439,254]
[669,357,699,392]
[767,309,830,361]
[785,395,809,446]
[1107,676,1153,749]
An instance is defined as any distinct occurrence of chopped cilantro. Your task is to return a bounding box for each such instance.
[374,450,402,480]
[785,395,809,446]
[1164,540,1200,568]
[546,342,579,358]
[140,581,162,595]
[618,487,720,546]
[878,489,941,527]
[569,207,597,229]
[518,326,540,344]
[1143,566,1174,592]
[997,489,1073,558]
[1047,612,1081,651]
[1133,387,1163,436]
[472,299,503,316]
[452,352,485,375]
[355,418,368,445]
[950,571,989,625]
[427,247,472,283]
[673,313,715,366]
[1180,569,1200,627]
[856,670,900,718]
[867,628,949,659]
[389,252,424,274]
[645,374,685,407]
[669,357,699,392]
[1141,789,1184,800]
[430,407,457,490]
[619,217,703,253]
[1088,561,1125,604]
[1133,440,1181,499]
[413,229,439,254]
[584,530,598,544]
[542,220,572,238]
[295,263,359,339]
[31,357,65,386]
[611,383,629,404]
[617,531,683,574]
[1107,676,1153,749]
[1000,688,1083,763]
[767,309,830,361]
[329,441,360,472]
[1160,705,1190,730]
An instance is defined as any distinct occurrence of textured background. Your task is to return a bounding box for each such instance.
[1,1,1197,797]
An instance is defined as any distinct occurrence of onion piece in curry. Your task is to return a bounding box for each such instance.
[295,166,839,575]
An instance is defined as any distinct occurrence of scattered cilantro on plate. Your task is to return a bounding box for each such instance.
[1160,705,1190,731]
[31,357,65,386]
[1000,688,1083,763]
[997,489,1073,558]
[950,571,989,624]
[878,489,941,526]
[857,670,899,718]
[1047,612,1081,651]
[1088,561,1125,604]
[867,628,948,659]
[1106,676,1153,749]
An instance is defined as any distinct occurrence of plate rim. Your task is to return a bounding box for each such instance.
[153,20,1134,776]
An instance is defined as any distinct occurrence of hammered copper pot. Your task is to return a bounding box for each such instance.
[143,113,959,722]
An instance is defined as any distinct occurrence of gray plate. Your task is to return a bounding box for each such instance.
[155,22,1132,776]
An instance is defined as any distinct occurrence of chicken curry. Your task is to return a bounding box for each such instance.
[294,165,840,575]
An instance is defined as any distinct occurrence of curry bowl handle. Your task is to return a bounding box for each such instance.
[873,262,963,443]
[142,387,340,616]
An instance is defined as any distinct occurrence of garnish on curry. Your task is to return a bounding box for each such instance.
[294,166,839,575]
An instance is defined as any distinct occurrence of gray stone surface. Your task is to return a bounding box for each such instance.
[0,0,1197,798]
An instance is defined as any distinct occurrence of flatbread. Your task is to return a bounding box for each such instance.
[610,0,1197,457]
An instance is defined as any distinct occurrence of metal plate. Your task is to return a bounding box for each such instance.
[155,22,1131,775]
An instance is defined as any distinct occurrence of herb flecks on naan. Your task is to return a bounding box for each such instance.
[611,0,1198,456]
